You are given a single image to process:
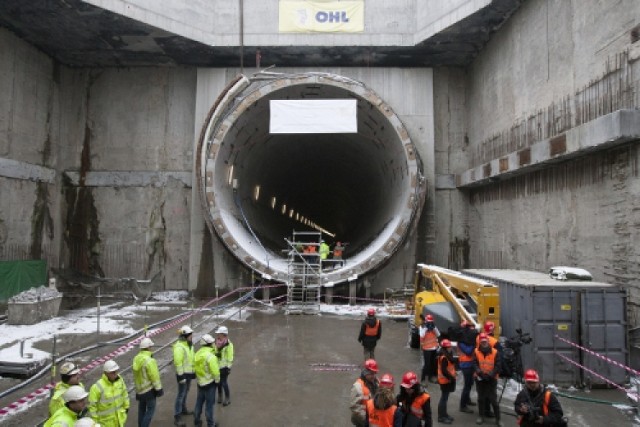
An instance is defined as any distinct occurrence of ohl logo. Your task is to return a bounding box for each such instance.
[315,11,349,23]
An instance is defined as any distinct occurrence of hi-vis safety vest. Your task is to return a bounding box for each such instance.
[408,393,430,419]
[517,390,553,425]
[437,355,456,384]
[88,374,129,427]
[364,320,380,336]
[133,350,162,394]
[44,405,80,427]
[173,339,195,375]
[356,378,373,404]
[216,341,234,369]
[474,348,499,379]
[49,381,85,417]
[476,334,499,349]
[195,346,220,387]
[365,399,396,427]
[421,330,439,350]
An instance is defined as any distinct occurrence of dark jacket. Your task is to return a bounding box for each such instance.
[358,316,382,349]
[397,385,432,427]
[514,386,564,426]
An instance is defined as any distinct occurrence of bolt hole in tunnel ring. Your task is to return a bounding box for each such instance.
[196,72,426,285]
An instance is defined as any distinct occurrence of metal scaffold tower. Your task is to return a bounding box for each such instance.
[284,231,323,314]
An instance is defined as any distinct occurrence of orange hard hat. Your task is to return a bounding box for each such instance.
[524,369,540,382]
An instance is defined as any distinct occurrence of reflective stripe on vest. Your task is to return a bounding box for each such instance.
[409,393,429,418]
[364,320,380,336]
[134,353,154,394]
[437,355,456,384]
[474,348,498,378]
[421,330,438,350]
[92,380,124,418]
[365,400,396,427]
[173,341,194,374]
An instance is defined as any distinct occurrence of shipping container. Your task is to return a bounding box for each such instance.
[463,269,627,387]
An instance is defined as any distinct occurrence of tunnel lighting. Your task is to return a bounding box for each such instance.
[281,204,287,214]
[289,209,294,218]
[253,185,261,201]
[295,213,299,220]
[227,165,234,186]
[271,197,276,209]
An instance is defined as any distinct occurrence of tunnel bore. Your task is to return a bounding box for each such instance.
[197,72,425,285]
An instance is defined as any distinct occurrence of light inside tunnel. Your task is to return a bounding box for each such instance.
[198,72,425,284]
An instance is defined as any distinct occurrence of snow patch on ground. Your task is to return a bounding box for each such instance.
[8,286,62,303]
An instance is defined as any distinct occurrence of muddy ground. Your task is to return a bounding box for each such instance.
[0,299,638,426]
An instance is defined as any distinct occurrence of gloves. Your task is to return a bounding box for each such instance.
[155,388,164,397]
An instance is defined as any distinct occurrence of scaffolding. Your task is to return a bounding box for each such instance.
[284,231,323,314]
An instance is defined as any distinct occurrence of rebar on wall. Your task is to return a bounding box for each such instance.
[471,51,636,167]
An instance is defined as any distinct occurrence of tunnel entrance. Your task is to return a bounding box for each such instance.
[197,72,425,285]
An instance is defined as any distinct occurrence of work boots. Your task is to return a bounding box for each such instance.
[222,398,231,406]
[174,415,186,426]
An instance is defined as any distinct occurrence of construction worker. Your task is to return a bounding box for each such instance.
[419,314,440,384]
[358,308,382,360]
[515,369,565,427]
[45,385,89,427]
[397,371,432,427]
[333,241,344,260]
[88,360,129,427]
[74,418,101,427]
[476,320,502,418]
[214,326,234,406]
[319,240,330,261]
[193,333,220,427]
[436,339,456,424]
[133,337,163,427]
[364,373,402,427]
[173,325,195,426]
[49,361,83,417]
[458,320,479,413]
[474,333,503,426]
[350,359,379,427]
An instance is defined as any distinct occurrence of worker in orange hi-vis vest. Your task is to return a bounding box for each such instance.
[358,308,382,360]
[474,334,503,426]
[436,340,456,424]
[419,314,441,384]
[349,359,379,427]
[364,374,402,427]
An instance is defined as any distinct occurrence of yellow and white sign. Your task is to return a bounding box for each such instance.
[279,1,364,33]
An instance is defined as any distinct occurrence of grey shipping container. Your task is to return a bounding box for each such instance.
[463,269,627,387]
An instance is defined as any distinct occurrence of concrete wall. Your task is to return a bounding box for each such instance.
[460,0,640,321]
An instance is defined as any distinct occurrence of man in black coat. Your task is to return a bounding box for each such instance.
[358,308,382,359]
[515,369,565,426]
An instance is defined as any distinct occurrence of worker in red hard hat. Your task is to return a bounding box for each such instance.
[475,320,502,419]
[397,371,432,427]
[350,359,379,427]
[365,373,402,427]
[419,313,441,384]
[358,308,382,360]
[436,339,456,424]
[514,369,565,426]
[474,334,503,426]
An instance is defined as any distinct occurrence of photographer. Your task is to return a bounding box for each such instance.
[515,369,565,426]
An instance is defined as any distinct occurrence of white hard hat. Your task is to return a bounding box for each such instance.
[75,418,100,427]
[215,326,228,335]
[179,325,193,335]
[60,361,80,376]
[201,334,215,345]
[103,360,120,372]
[139,337,154,349]
[63,385,88,403]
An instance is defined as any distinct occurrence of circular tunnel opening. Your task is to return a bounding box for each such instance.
[198,72,425,284]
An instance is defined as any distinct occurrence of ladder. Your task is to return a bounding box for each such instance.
[284,231,322,314]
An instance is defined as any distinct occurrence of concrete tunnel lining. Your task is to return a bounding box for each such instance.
[198,72,425,285]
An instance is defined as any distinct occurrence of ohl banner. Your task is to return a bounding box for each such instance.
[279,0,364,33]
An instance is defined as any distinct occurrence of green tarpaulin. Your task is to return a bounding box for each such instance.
[0,260,47,300]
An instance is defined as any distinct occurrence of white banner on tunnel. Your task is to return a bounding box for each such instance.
[269,100,357,134]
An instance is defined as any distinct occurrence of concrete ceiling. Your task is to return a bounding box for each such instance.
[0,0,524,68]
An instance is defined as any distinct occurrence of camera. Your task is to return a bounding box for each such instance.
[501,328,531,380]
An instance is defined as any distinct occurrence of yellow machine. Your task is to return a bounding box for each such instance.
[408,264,501,348]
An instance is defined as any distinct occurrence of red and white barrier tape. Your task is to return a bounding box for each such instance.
[554,334,640,377]
[0,286,262,419]
[555,353,639,400]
